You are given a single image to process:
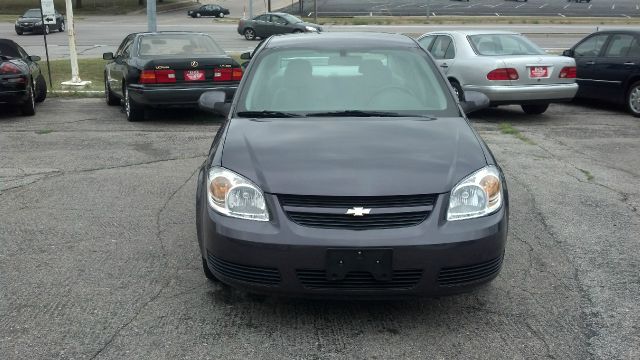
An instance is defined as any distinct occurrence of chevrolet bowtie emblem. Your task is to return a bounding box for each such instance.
[346,207,371,216]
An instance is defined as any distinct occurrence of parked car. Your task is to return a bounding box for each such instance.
[15,8,65,35]
[0,39,47,116]
[417,30,578,114]
[563,30,640,116]
[237,12,322,40]
[103,31,242,121]
[195,32,508,298]
[188,4,230,18]
[567,0,590,3]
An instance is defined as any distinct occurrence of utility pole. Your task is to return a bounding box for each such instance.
[426,0,430,21]
[61,0,89,86]
[249,0,253,18]
[314,0,317,23]
[299,0,303,16]
[147,0,157,32]
[268,0,271,12]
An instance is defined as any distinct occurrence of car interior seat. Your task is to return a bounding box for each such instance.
[271,59,315,110]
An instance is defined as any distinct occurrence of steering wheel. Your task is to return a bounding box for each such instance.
[367,86,419,106]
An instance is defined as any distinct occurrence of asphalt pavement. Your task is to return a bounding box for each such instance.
[1,98,639,359]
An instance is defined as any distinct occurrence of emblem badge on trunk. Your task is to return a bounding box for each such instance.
[190,61,199,67]
[346,207,371,216]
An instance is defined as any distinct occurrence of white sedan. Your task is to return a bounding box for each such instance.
[417,30,578,115]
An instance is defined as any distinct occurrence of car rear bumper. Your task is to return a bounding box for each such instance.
[464,83,578,104]
[127,84,237,107]
[200,193,508,299]
[0,80,28,104]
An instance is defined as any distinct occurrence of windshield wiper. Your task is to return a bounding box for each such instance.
[236,111,301,118]
[306,110,436,119]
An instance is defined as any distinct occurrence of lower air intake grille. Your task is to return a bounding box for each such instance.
[207,252,281,286]
[437,254,504,287]
[296,269,422,290]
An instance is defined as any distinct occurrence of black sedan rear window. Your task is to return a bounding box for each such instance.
[137,34,225,57]
[0,44,20,58]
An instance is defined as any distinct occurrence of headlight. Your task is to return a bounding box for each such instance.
[447,165,503,221]
[35,21,42,25]
[207,167,269,221]
[305,26,318,32]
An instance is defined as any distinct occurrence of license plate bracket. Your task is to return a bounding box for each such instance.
[529,66,548,78]
[326,248,392,281]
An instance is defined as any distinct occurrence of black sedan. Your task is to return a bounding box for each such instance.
[0,39,47,116]
[237,13,322,40]
[188,4,230,18]
[103,31,242,121]
[564,30,640,116]
[15,8,65,35]
[195,32,508,298]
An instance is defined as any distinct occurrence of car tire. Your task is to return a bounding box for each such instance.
[218,13,225,18]
[58,21,65,32]
[20,83,36,116]
[625,80,640,117]
[521,104,549,115]
[293,29,303,34]
[202,258,220,282]
[196,12,202,18]
[16,29,23,35]
[124,85,144,122]
[104,75,119,106]
[449,80,465,102]
[34,75,47,103]
[244,28,256,40]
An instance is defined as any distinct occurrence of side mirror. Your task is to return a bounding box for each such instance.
[240,51,252,60]
[103,52,114,60]
[460,90,490,115]
[562,49,574,57]
[28,55,41,62]
[199,91,230,116]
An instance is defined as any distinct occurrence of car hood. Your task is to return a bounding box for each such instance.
[220,117,487,196]
[298,22,322,31]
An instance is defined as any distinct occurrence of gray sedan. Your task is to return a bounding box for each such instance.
[418,30,578,115]
[237,13,322,40]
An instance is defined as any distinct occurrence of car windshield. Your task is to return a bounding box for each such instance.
[0,43,20,58]
[23,9,41,17]
[468,34,546,56]
[236,48,457,117]
[137,34,225,57]
[281,14,303,23]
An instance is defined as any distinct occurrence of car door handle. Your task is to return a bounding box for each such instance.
[585,61,596,65]
[624,62,636,66]
[440,63,448,68]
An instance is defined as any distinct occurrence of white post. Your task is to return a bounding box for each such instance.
[62,0,90,86]
[249,0,253,19]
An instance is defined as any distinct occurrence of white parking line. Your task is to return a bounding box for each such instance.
[495,13,500,16]
[622,14,631,18]
[563,4,570,9]
[558,13,566,17]
[539,4,548,9]
[516,3,526,8]
[637,4,639,10]
[444,4,456,8]
[612,4,616,10]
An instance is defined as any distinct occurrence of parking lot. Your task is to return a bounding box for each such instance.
[1,98,638,359]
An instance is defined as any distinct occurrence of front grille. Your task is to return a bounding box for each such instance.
[278,194,437,230]
[297,269,422,290]
[279,194,437,208]
[287,211,430,230]
[207,252,281,286]
[437,254,504,287]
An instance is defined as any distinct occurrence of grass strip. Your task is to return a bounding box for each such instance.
[498,122,536,145]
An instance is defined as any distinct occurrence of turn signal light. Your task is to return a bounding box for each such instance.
[487,68,519,81]
[139,69,176,84]
[213,68,232,82]
[0,62,21,74]
[232,67,243,81]
[559,66,576,79]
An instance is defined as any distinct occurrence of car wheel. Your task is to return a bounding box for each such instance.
[34,75,47,103]
[218,13,225,18]
[20,83,36,116]
[244,28,256,40]
[58,21,65,32]
[626,80,640,117]
[521,104,549,115]
[202,258,220,282]
[104,75,119,106]
[449,80,465,102]
[16,29,23,35]
[44,25,50,35]
[124,85,144,122]
[196,12,201,18]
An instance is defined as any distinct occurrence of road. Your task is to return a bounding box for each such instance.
[1,98,639,359]
[1,11,634,59]
[288,0,640,17]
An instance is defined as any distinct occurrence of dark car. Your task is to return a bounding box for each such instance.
[194,32,508,298]
[237,12,322,40]
[563,30,640,116]
[188,4,230,18]
[15,8,65,35]
[102,31,243,121]
[0,39,47,116]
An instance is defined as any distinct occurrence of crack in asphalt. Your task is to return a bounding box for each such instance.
[88,166,200,360]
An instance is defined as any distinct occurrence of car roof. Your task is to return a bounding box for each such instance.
[263,32,418,49]
[591,29,640,35]
[0,39,18,46]
[425,30,520,36]
[133,31,210,36]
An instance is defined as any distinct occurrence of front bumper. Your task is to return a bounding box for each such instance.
[464,83,578,105]
[15,24,44,33]
[127,84,237,107]
[201,193,508,299]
